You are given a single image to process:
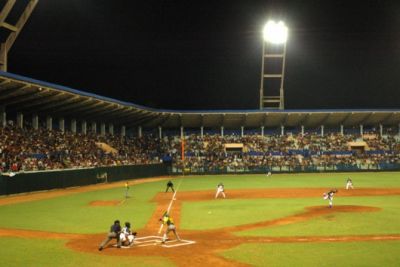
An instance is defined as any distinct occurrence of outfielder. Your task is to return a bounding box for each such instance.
[124,181,130,198]
[323,189,338,208]
[159,212,180,243]
[345,178,354,190]
[215,182,226,198]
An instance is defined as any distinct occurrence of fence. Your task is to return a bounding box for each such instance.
[0,164,168,195]
[171,162,400,175]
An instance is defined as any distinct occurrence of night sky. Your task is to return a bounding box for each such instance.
[6,0,400,110]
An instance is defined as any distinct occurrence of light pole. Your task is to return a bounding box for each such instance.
[259,20,288,109]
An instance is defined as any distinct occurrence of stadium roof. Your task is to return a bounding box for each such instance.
[0,71,399,130]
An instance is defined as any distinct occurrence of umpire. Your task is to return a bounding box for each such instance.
[165,180,175,193]
[98,220,122,251]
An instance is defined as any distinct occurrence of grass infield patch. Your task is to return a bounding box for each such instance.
[180,198,319,230]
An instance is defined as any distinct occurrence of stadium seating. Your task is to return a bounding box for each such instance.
[1,123,399,173]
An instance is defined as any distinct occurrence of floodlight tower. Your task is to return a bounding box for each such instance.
[0,0,39,71]
[259,20,288,109]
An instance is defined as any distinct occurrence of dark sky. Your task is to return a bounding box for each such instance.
[5,0,400,110]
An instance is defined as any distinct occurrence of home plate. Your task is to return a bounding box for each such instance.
[113,236,195,248]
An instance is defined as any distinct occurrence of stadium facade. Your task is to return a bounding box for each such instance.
[0,71,399,137]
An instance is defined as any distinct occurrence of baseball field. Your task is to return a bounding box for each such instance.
[0,172,399,266]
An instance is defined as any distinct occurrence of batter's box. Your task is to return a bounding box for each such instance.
[135,235,196,248]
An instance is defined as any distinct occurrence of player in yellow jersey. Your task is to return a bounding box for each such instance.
[159,212,181,243]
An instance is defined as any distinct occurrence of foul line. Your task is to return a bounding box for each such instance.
[157,178,183,235]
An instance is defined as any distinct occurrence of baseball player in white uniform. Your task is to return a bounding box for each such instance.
[119,222,136,246]
[215,182,226,198]
[345,178,354,190]
[323,189,337,208]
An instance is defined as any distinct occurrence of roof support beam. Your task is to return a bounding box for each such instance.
[261,112,268,127]
[32,95,78,112]
[2,90,42,106]
[72,102,115,117]
[241,114,248,127]
[84,106,129,121]
[359,112,374,125]
[381,113,397,125]
[0,0,38,71]
[281,113,289,126]
[0,84,30,99]
[158,113,171,127]
[114,110,152,126]
[339,112,353,126]
[125,113,160,128]
[48,98,93,115]
[318,113,331,126]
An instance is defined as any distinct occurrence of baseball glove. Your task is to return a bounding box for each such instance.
[132,232,137,236]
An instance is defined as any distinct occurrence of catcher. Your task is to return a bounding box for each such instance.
[159,212,180,243]
[323,189,338,208]
[119,221,137,246]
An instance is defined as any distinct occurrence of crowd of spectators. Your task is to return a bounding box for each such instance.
[165,132,400,172]
[1,122,400,173]
[0,124,162,172]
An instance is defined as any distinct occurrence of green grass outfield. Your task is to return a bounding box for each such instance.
[0,172,399,266]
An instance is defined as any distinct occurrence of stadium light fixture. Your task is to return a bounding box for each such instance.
[259,20,288,110]
[263,20,288,44]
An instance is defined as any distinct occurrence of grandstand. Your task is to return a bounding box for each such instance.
[0,70,399,179]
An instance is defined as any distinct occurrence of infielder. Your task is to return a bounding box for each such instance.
[215,182,226,199]
[119,222,137,246]
[345,178,354,190]
[159,212,180,243]
[323,189,338,208]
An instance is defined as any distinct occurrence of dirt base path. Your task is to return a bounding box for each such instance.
[1,187,400,266]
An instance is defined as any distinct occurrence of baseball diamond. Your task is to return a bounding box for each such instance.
[0,173,400,266]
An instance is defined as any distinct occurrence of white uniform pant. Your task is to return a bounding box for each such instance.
[215,188,225,198]
[346,182,353,190]
[119,233,134,245]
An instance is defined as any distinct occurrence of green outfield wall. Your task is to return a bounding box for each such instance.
[0,164,168,195]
